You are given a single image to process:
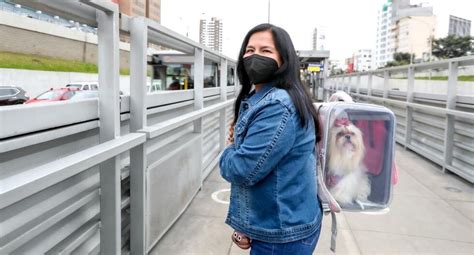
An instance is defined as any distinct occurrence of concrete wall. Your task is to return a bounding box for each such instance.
[0,68,132,97]
[383,78,473,95]
[0,10,130,70]
[342,75,474,96]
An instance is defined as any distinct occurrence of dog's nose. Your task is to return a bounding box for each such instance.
[345,135,351,140]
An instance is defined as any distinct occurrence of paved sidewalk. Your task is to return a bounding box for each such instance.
[151,145,474,255]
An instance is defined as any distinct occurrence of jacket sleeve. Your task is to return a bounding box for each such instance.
[219,101,296,186]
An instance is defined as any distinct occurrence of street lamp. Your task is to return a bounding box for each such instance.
[267,0,271,23]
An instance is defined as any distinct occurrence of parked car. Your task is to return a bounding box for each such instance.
[0,86,29,106]
[68,90,99,101]
[65,82,124,95]
[65,81,99,91]
[25,88,78,104]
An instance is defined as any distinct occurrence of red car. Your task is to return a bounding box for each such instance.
[26,88,78,104]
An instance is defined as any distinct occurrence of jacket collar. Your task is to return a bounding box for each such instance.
[245,82,275,106]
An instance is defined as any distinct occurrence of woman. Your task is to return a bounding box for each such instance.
[219,23,323,255]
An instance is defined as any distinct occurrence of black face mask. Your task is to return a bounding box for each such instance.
[243,54,279,85]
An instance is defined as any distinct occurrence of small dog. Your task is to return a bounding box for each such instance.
[326,117,371,207]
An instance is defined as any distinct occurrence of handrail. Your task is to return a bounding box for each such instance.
[0,2,239,253]
[330,55,474,77]
[140,99,235,139]
[0,133,146,210]
[354,94,474,119]
[325,56,473,183]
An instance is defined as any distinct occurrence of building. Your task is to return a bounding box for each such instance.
[375,1,395,68]
[353,49,373,71]
[199,17,223,52]
[146,0,161,23]
[394,16,436,61]
[117,0,160,22]
[317,27,327,51]
[312,28,317,50]
[328,59,344,75]
[375,0,434,68]
[118,0,145,17]
[116,0,160,45]
[345,57,354,73]
[448,15,471,37]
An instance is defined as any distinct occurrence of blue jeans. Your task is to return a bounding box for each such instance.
[250,227,321,255]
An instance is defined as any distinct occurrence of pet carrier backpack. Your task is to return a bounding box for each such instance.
[315,102,396,251]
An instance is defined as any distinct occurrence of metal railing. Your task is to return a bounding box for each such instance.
[325,56,474,183]
[0,1,236,254]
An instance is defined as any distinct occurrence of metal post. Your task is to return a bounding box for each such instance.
[129,16,147,254]
[96,7,121,254]
[322,60,328,98]
[383,70,389,99]
[342,76,346,91]
[194,48,204,133]
[405,66,415,148]
[219,58,228,151]
[267,0,271,23]
[367,73,373,103]
[234,68,240,97]
[443,61,458,172]
[356,74,361,101]
[347,76,352,95]
[313,72,318,99]
[194,48,204,182]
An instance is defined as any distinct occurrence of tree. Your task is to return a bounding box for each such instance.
[385,52,414,67]
[432,35,474,59]
[393,52,412,62]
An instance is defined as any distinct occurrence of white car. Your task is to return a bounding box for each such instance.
[69,90,99,101]
[65,82,99,91]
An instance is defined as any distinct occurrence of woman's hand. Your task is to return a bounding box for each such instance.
[227,124,235,145]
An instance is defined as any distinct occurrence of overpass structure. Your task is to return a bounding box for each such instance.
[0,1,473,254]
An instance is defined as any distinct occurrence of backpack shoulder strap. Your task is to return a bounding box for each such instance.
[315,145,341,252]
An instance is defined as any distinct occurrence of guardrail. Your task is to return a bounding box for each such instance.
[0,1,237,254]
[325,56,474,183]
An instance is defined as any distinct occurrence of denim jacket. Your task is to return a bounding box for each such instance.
[219,83,322,243]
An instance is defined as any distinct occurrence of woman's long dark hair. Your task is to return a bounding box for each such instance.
[235,23,321,142]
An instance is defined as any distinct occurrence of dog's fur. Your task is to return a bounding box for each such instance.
[327,120,371,206]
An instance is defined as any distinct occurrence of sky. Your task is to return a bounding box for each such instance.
[161,0,474,62]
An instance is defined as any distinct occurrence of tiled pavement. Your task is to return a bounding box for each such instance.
[150,145,474,255]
